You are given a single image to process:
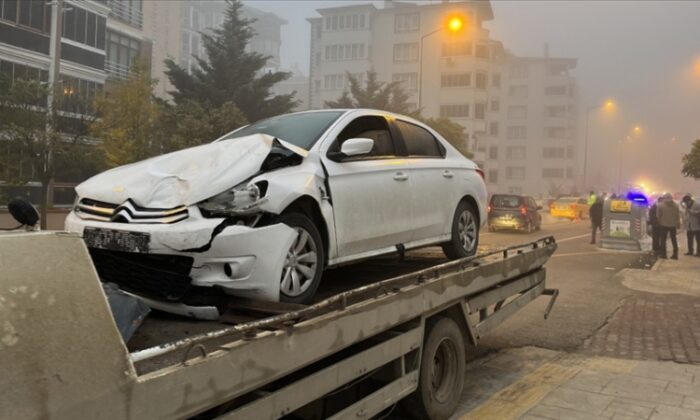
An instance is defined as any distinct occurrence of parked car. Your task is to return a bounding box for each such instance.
[65,109,488,318]
[487,194,542,232]
[550,197,589,220]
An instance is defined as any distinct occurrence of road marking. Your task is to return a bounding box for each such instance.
[553,233,590,243]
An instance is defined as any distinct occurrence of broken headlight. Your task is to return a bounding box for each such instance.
[198,181,268,217]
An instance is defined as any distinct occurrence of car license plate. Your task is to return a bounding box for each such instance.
[83,228,150,253]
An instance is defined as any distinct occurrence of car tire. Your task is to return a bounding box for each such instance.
[403,316,466,420]
[442,201,479,259]
[276,212,325,304]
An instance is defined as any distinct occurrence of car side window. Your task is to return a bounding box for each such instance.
[395,120,443,158]
[330,116,395,158]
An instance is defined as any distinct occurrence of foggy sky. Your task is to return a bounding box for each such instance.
[244,0,700,193]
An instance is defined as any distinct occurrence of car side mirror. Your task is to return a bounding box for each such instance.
[340,138,374,157]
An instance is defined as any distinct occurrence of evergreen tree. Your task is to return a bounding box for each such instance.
[164,0,296,122]
[681,139,700,179]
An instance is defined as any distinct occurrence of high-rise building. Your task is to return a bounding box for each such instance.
[145,0,289,100]
[308,0,502,164]
[495,53,579,197]
[308,0,580,197]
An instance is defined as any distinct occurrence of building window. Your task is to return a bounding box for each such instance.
[323,74,346,90]
[57,74,103,114]
[508,85,528,98]
[106,30,141,79]
[542,168,565,179]
[474,103,486,120]
[475,72,487,90]
[542,147,565,158]
[326,13,367,31]
[507,105,527,119]
[440,72,470,88]
[545,85,567,95]
[475,44,489,58]
[392,73,418,91]
[549,63,569,75]
[492,72,501,88]
[489,121,499,136]
[506,167,526,180]
[510,63,528,78]
[441,42,472,57]
[440,104,469,118]
[546,105,567,117]
[394,13,419,33]
[490,99,500,112]
[566,167,574,179]
[566,146,574,158]
[1,0,49,33]
[544,127,566,139]
[508,186,523,194]
[325,43,365,61]
[393,43,418,62]
[507,126,527,139]
[506,146,526,160]
[488,169,498,183]
[108,0,144,28]
[60,7,106,49]
[488,146,498,159]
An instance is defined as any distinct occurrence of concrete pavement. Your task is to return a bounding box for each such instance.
[453,346,700,420]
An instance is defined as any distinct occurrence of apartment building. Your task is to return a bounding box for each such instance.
[493,53,579,197]
[308,1,579,197]
[143,0,289,100]
[0,0,150,108]
[308,0,503,165]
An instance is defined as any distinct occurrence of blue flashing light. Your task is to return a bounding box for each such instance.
[626,191,648,205]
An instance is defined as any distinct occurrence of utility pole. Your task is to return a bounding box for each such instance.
[44,0,63,229]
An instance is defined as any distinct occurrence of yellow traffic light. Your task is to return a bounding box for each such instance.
[447,17,464,32]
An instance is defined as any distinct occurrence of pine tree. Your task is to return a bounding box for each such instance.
[164,0,296,122]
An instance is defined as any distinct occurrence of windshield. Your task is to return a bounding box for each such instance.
[222,111,344,150]
[556,198,577,203]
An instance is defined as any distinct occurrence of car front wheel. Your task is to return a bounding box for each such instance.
[277,213,324,304]
[442,201,479,259]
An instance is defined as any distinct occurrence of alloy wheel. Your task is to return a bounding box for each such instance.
[281,227,318,297]
[457,210,477,253]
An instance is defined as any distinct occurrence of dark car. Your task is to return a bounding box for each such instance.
[487,194,542,233]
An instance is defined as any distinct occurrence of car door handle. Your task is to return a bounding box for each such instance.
[442,170,454,179]
[393,171,409,181]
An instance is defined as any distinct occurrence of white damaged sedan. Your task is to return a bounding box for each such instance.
[66,109,487,318]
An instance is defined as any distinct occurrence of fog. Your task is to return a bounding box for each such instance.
[246,0,700,194]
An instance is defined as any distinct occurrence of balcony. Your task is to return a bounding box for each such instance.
[105,60,130,80]
[107,0,143,29]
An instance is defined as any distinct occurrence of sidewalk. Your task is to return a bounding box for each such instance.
[454,347,700,420]
[621,255,700,297]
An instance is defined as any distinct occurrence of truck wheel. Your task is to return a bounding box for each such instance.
[442,201,479,259]
[277,213,324,304]
[405,317,466,420]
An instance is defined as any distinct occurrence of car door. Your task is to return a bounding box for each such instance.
[391,118,452,242]
[322,115,413,259]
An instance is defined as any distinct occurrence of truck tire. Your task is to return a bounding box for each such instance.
[442,201,479,259]
[277,212,324,304]
[405,317,466,420]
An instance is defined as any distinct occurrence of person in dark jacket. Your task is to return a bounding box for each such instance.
[589,195,604,244]
[648,198,661,255]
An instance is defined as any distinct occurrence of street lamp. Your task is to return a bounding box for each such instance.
[417,16,465,110]
[617,125,642,193]
[582,100,614,189]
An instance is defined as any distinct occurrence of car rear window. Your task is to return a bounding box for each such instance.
[491,195,522,208]
[395,120,443,158]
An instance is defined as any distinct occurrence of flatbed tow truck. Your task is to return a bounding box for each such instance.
[1,231,557,420]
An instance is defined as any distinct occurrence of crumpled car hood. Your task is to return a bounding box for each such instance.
[76,134,306,209]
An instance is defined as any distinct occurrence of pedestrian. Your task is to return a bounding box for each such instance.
[587,190,597,206]
[657,192,681,259]
[589,195,603,244]
[648,197,662,256]
[681,194,700,256]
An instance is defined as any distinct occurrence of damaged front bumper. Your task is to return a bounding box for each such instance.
[65,207,297,311]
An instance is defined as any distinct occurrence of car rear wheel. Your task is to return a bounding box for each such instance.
[277,213,324,304]
[442,201,479,259]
